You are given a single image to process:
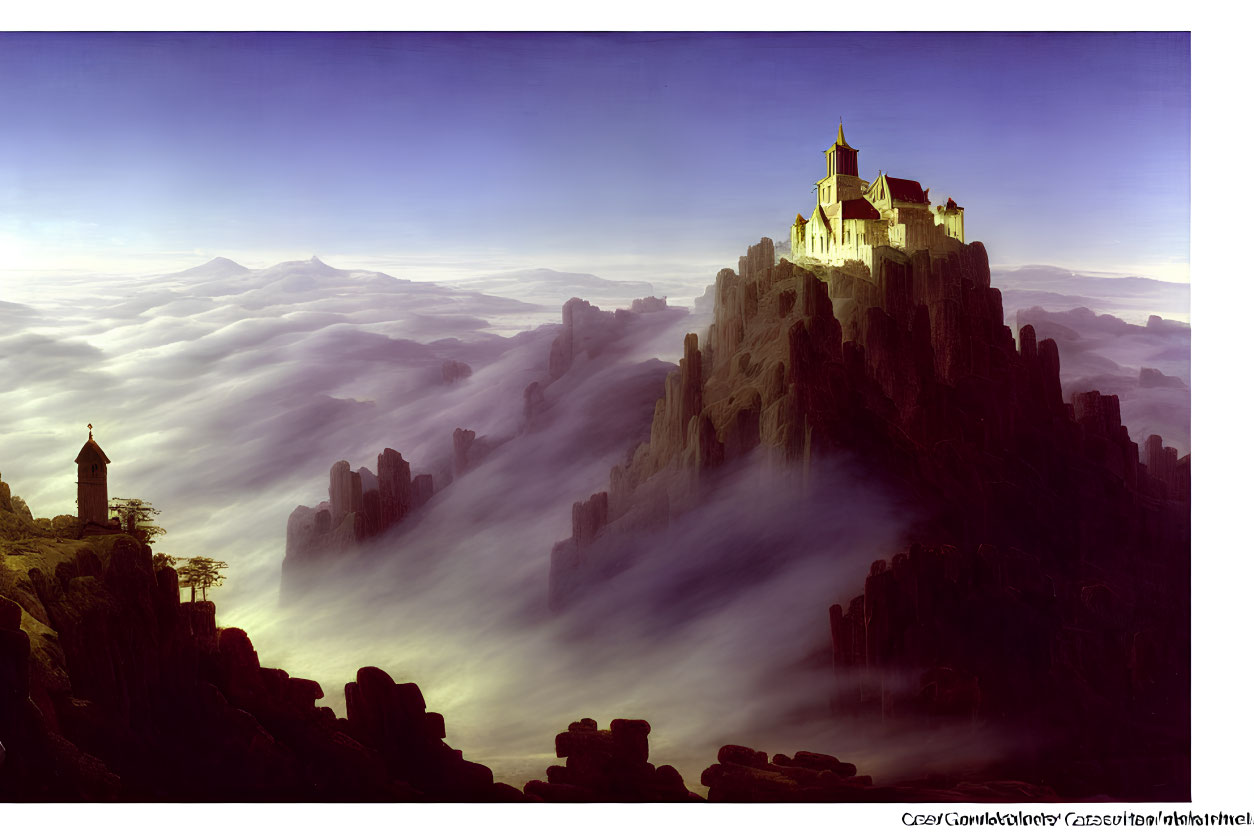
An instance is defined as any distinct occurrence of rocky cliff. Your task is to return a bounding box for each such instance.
[282,295,687,596]
[0,479,513,800]
[283,446,438,594]
[548,238,1190,799]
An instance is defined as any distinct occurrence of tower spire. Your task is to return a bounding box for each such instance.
[836,120,848,147]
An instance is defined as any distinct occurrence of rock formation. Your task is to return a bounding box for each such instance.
[377,448,413,530]
[0,506,512,800]
[1142,433,1189,499]
[452,428,477,477]
[282,295,682,595]
[547,238,1190,799]
[543,296,681,399]
[282,449,436,595]
[441,359,473,383]
[523,717,698,801]
[700,744,1057,802]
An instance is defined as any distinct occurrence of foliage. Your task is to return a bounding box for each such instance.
[108,497,167,545]
[11,495,32,520]
[50,514,82,539]
[176,556,229,603]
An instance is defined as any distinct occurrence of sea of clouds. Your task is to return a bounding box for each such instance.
[0,254,1188,788]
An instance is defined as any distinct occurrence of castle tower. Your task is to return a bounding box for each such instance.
[825,122,859,179]
[76,424,110,525]
[816,122,867,205]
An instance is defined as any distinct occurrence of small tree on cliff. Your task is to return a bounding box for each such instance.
[178,557,228,603]
[108,497,167,546]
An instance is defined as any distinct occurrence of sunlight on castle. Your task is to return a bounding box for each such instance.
[791,123,965,272]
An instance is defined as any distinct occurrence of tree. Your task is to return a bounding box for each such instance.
[152,552,177,572]
[108,497,167,546]
[177,556,228,603]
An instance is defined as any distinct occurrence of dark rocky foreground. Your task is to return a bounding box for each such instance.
[0,525,515,801]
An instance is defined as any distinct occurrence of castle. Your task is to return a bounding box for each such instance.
[790,123,965,271]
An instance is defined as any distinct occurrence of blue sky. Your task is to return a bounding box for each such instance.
[0,32,1189,280]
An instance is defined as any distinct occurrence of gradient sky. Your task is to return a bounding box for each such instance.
[0,32,1189,281]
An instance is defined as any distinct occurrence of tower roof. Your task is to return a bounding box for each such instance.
[75,426,110,465]
[836,122,850,148]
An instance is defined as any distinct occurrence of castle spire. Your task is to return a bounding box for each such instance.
[827,121,858,178]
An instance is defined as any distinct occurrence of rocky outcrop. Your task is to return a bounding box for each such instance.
[377,448,412,530]
[545,295,680,388]
[441,360,473,383]
[328,460,362,524]
[523,717,698,801]
[547,238,1190,799]
[0,527,505,801]
[700,744,1057,802]
[552,238,1187,601]
[452,428,477,477]
[630,296,668,313]
[341,665,513,800]
[547,299,604,380]
[283,294,681,597]
[282,450,436,595]
[701,744,869,802]
[1142,434,1189,500]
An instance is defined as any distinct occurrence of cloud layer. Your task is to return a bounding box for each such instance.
[1,255,1188,788]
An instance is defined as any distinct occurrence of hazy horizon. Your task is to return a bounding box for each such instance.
[0,32,1189,283]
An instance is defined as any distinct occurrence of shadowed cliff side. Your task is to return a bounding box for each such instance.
[0,481,514,801]
[548,238,1190,799]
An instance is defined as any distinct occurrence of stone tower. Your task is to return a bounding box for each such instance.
[76,424,110,525]
[826,122,859,178]
[816,122,867,205]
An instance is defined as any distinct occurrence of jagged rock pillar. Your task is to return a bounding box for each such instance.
[377,448,412,530]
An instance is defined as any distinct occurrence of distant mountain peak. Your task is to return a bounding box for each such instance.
[169,256,251,278]
[259,255,344,277]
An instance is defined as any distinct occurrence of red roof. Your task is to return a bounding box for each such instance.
[840,198,880,220]
[884,176,929,205]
